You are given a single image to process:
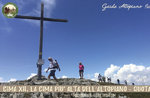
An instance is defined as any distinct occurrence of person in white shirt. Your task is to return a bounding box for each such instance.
[46,57,61,81]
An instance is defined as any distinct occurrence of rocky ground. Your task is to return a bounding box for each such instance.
[0,75,148,98]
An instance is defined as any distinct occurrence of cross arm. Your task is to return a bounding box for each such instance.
[15,15,68,22]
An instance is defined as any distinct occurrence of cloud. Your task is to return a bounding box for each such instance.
[0,77,17,82]
[61,75,68,78]
[42,0,56,14]
[8,78,17,82]
[21,0,56,25]
[0,77,4,82]
[104,64,150,85]
[86,74,92,79]
[28,0,56,16]
[104,64,120,77]
[88,73,99,82]
[1,0,56,26]
[27,73,37,80]
[44,68,48,72]
[16,0,26,10]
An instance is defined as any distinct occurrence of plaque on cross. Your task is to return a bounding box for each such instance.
[14,2,68,80]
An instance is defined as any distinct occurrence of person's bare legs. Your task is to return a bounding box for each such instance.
[79,72,81,79]
[81,72,83,79]
[53,75,58,82]
[48,75,51,80]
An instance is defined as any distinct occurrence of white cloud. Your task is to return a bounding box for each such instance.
[27,73,37,80]
[42,0,56,15]
[61,75,68,78]
[104,64,120,78]
[22,0,56,25]
[8,78,17,82]
[104,64,150,85]
[0,77,17,82]
[90,73,99,82]
[86,74,92,79]
[0,77,4,82]
[44,68,48,72]
[42,0,56,8]
[1,0,56,26]
[16,0,26,10]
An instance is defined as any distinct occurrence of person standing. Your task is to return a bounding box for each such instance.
[107,77,111,83]
[109,77,111,83]
[124,80,127,85]
[102,76,106,82]
[79,62,84,79]
[46,57,61,81]
[132,83,135,85]
[98,74,102,82]
[117,79,120,84]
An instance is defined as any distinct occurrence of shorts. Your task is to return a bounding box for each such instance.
[79,70,84,73]
[49,70,56,76]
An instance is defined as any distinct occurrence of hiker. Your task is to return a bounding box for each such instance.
[46,57,61,81]
[109,77,111,83]
[102,76,106,82]
[107,77,111,83]
[124,80,127,85]
[132,83,135,85]
[79,62,84,79]
[117,79,120,84]
[98,74,102,82]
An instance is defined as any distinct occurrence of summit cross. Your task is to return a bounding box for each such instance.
[14,2,68,80]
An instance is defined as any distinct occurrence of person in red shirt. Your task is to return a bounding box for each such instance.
[79,62,84,79]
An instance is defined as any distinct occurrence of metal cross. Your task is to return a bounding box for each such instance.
[15,2,68,80]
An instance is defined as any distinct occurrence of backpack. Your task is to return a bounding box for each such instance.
[52,60,59,69]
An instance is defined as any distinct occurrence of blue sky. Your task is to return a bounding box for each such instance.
[1,0,150,84]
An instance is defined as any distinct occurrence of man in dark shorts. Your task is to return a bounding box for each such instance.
[46,57,61,81]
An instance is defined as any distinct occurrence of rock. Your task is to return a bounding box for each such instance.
[0,76,128,98]
[27,75,47,82]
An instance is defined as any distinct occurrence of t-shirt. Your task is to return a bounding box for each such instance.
[49,61,57,71]
[79,65,84,70]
